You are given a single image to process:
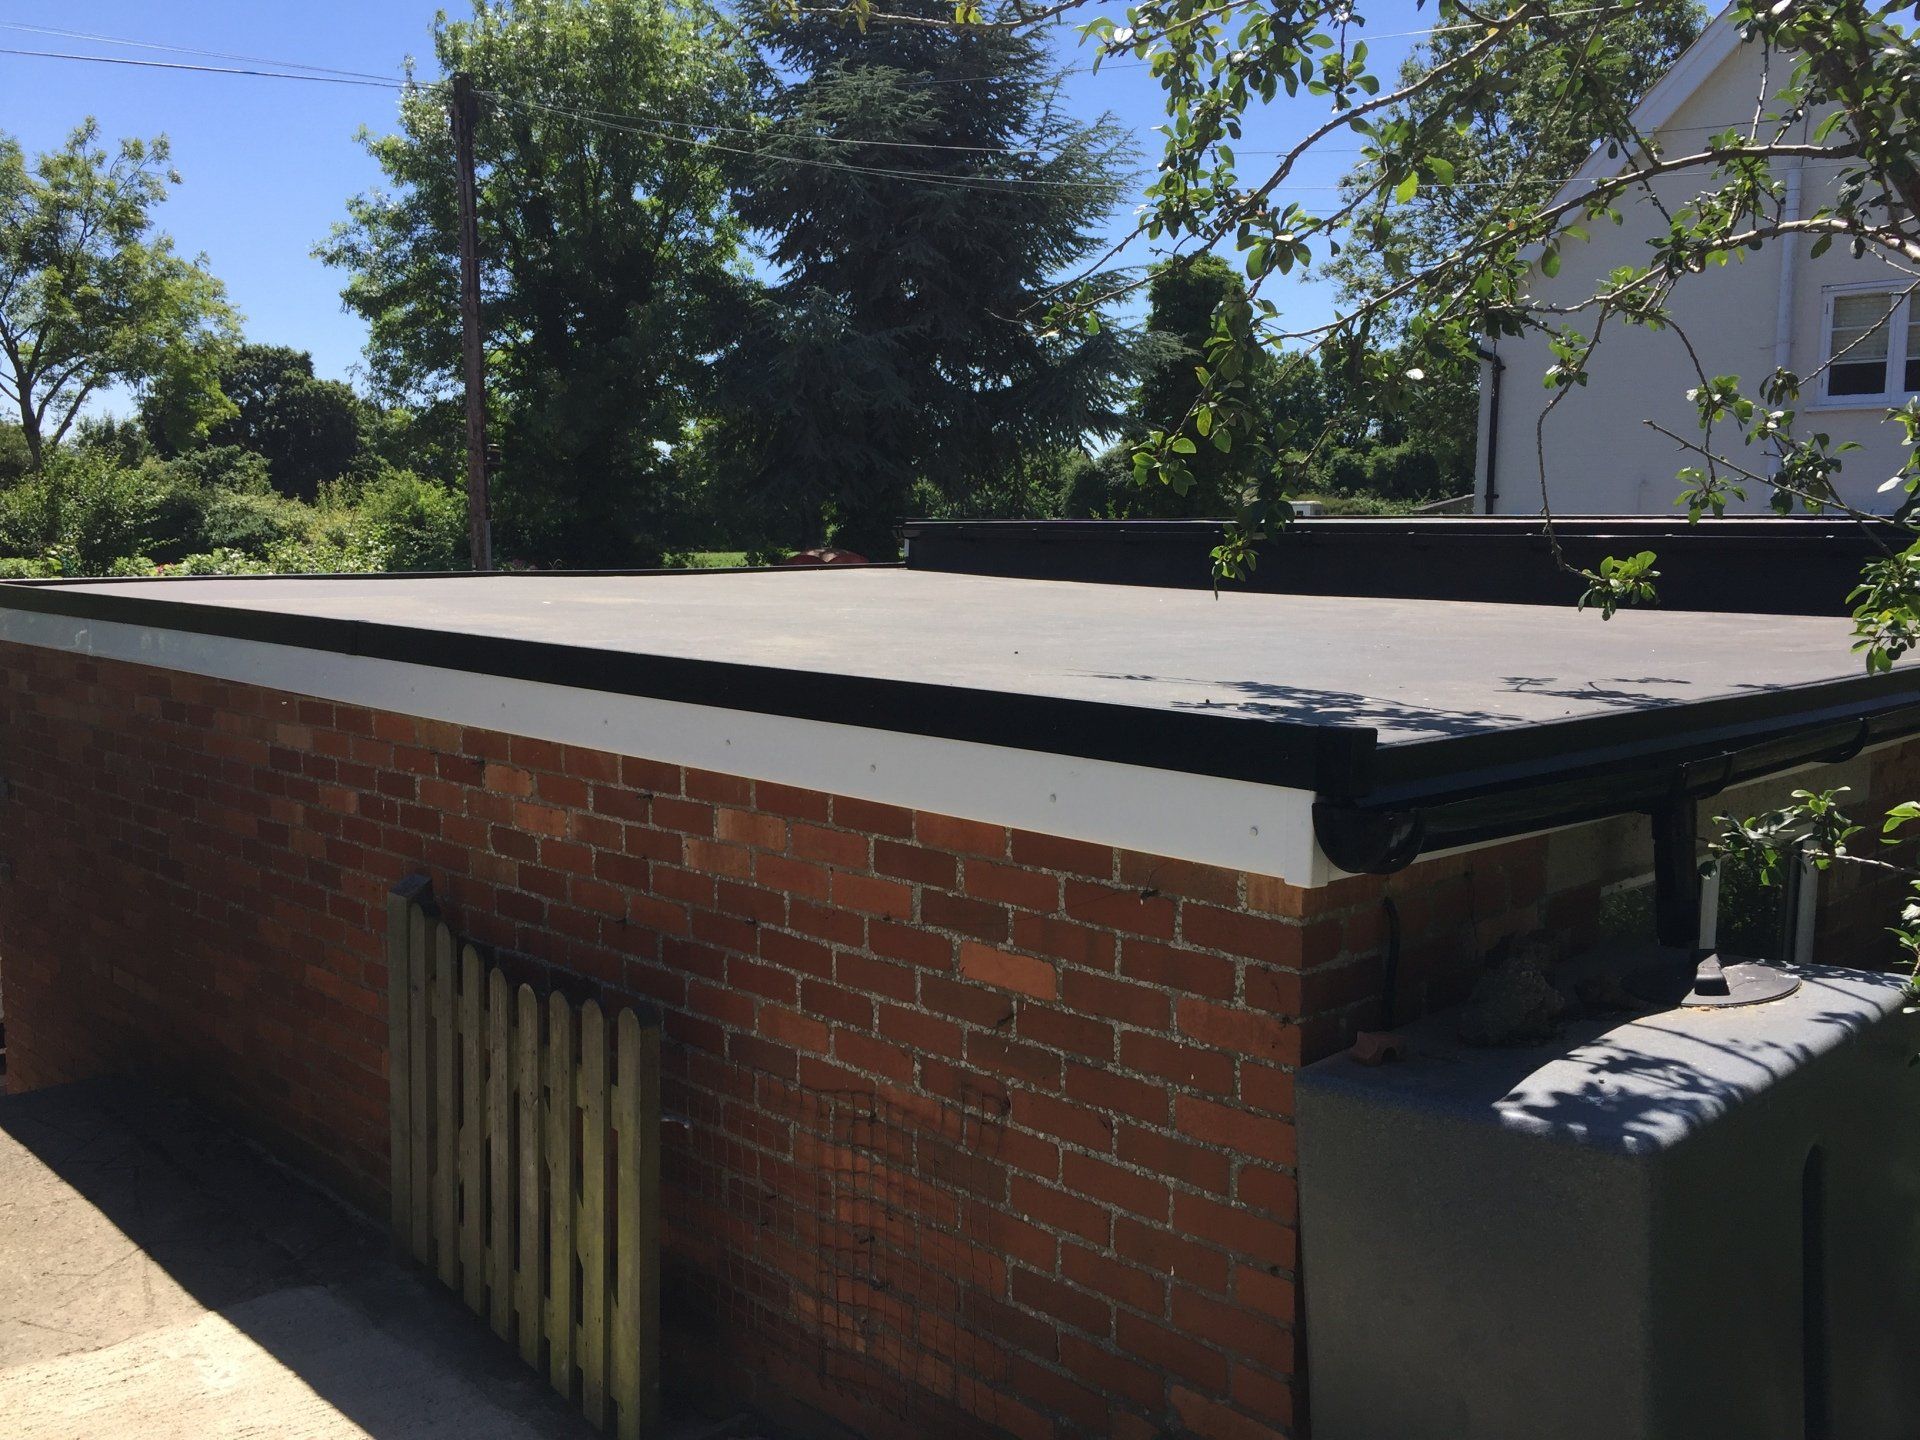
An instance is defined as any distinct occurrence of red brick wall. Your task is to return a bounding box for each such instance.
[0,640,1811,1440]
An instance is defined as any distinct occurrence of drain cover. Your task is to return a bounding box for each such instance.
[1628,952,1802,1009]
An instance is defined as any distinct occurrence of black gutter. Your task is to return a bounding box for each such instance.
[1474,341,1504,514]
[1313,699,1920,875]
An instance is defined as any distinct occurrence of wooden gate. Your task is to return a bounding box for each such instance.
[386,873,661,1439]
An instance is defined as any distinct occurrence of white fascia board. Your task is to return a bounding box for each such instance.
[1,610,1332,887]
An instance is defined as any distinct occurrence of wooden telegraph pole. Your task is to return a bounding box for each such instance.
[449,71,492,571]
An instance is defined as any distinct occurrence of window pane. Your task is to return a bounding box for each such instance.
[1833,291,1898,336]
[1831,360,1888,396]
[1828,293,1896,396]
[1908,314,1920,393]
[1830,322,1890,363]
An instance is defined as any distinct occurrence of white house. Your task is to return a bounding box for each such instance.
[1474,12,1917,516]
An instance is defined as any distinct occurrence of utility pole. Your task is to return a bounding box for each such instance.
[450,71,492,571]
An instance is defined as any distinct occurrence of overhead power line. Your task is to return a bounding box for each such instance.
[0,45,412,88]
[0,19,406,83]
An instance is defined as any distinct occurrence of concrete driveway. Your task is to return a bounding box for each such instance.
[0,1078,600,1440]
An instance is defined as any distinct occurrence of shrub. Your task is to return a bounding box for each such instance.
[0,453,158,574]
[343,468,467,572]
[197,487,311,556]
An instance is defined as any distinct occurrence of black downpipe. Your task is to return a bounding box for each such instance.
[1650,791,1702,950]
[1475,342,1505,515]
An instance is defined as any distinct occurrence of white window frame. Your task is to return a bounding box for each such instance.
[1816,282,1919,409]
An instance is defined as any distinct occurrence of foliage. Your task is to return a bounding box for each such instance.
[0,121,237,469]
[319,0,759,567]
[0,449,164,573]
[341,467,468,571]
[144,343,363,500]
[710,0,1139,557]
[0,426,33,485]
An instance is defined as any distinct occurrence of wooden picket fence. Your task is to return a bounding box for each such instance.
[385,874,661,1439]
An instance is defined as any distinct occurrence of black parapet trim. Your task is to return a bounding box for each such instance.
[901,516,1898,617]
[0,579,1379,799]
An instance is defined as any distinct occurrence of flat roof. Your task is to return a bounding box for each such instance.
[4,568,1915,811]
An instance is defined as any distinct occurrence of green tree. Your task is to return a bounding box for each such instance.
[319,0,758,565]
[0,122,236,470]
[144,343,363,500]
[713,0,1138,557]
[1127,254,1279,516]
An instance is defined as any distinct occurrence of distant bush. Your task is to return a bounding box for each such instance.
[345,468,466,571]
[0,452,159,573]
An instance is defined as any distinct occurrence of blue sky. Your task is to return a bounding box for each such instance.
[2,1,1435,412]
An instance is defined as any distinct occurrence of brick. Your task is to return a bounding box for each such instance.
[1117,1124,1232,1194]
[1063,1151,1170,1221]
[1115,1217,1231,1293]
[716,807,787,850]
[1176,999,1299,1064]
[1230,1365,1298,1429]
[958,942,1057,1000]
[1116,1313,1227,1394]
[1064,1063,1168,1126]
[969,1032,1062,1090]
[1011,1267,1112,1339]
[1009,1177,1111,1247]
[869,919,951,970]
[1063,1243,1168,1315]
[1245,964,1303,1016]
[1009,999,1108,1058]
[1233,1264,1297,1323]
[876,1003,964,1058]
[915,812,1008,857]
[833,1029,914,1083]
[1176,1096,1294,1165]
[1173,1193,1298,1268]
[922,889,1010,943]
[833,949,917,1001]
[873,839,956,888]
[829,870,914,919]
[830,795,913,837]
[1015,1090,1113,1151]
[1170,1384,1287,1440]
[1238,1064,1294,1118]
[1183,905,1304,963]
[1119,1031,1234,1095]
[760,1006,831,1055]
[1173,1284,1293,1362]
[1118,850,1241,907]
[511,802,570,838]
[1063,881,1177,939]
[789,822,869,870]
[1011,830,1114,878]
[685,768,753,805]
[920,973,1016,1028]
[1063,970,1170,1029]
[1011,913,1116,970]
[649,796,714,836]
[964,859,1060,911]
[1236,1166,1297,1220]
[752,852,831,901]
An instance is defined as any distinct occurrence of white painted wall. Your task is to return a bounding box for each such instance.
[1477,29,1915,516]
